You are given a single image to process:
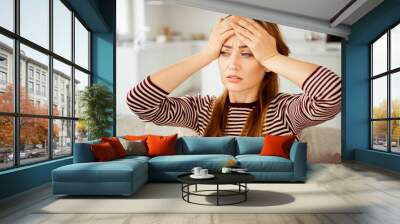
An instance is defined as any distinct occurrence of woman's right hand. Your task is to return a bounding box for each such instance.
[201,16,236,60]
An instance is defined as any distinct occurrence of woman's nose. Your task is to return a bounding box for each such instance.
[227,52,241,69]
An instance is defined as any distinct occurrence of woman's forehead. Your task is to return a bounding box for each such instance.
[223,36,248,49]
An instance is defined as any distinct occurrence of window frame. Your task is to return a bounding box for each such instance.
[0,0,92,171]
[369,20,400,154]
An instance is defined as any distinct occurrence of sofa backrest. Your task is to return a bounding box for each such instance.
[176,136,236,155]
[73,139,101,163]
[235,136,264,155]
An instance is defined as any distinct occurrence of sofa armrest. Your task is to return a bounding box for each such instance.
[73,140,100,163]
[289,142,307,181]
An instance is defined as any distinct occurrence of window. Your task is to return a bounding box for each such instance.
[370,23,400,154]
[0,71,6,85]
[0,0,14,32]
[0,54,7,67]
[74,69,89,118]
[20,0,49,49]
[35,83,40,95]
[28,67,34,80]
[28,81,34,94]
[41,73,46,82]
[53,0,72,60]
[74,69,89,142]
[0,0,91,170]
[42,85,46,97]
[53,59,72,117]
[0,35,13,113]
[0,54,8,88]
[75,18,89,70]
[35,70,41,81]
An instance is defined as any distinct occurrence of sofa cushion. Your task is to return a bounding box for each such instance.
[118,138,147,156]
[235,136,264,155]
[146,134,178,157]
[260,134,296,159]
[148,154,235,172]
[176,136,236,155]
[52,158,148,183]
[236,155,293,172]
[73,139,101,163]
[101,137,127,158]
[90,142,118,161]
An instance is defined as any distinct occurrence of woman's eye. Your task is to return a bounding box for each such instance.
[219,52,253,57]
[220,51,229,56]
[242,53,253,57]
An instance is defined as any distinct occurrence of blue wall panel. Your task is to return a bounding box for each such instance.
[342,0,400,171]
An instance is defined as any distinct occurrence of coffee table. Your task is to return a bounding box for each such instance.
[176,172,255,206]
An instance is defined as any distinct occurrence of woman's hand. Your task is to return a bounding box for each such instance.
[229,16,280,65]
[200,16,236,60]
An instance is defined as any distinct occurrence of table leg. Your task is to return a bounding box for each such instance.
[245,183,247,201]
[187,184,190,202]
[195,184,197,192]
[217,184,219,206]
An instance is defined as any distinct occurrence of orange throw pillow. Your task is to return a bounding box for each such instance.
[260,134,296,159]
[146,133,178,157]
[101,137,127,158]
[124,135,149,141]
[91,142,118,161]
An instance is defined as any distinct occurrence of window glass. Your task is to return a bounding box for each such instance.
[372,121,388,151]
[0,0,14,31]
[372,33,387,76]
[74,69,89,118]
[20,117,49,165]
[74,18,89,69]
[53,0,72,60]
[0,116,13,170]
[0,35,14,113]
[20,44,49,115]
[391,24,400,70]
[372,76,387,119]
[53,119,72,157]
[53,59,72,117]
[20,0,49,49]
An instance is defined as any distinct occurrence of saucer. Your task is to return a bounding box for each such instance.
[190,174,215,179]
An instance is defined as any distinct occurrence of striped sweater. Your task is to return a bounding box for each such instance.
[126,65,341,138]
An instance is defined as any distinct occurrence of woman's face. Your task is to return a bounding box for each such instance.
[218,35,267,93]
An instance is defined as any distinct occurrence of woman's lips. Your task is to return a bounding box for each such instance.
[226,76,242,83]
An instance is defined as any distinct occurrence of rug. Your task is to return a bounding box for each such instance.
[36,183,363,214]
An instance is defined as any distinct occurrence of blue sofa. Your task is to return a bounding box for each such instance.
[52,136,307,196]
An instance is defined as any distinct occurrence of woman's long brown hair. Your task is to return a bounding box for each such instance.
[203,17,290,137]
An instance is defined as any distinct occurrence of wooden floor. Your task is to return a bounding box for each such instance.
[1,161,400,224]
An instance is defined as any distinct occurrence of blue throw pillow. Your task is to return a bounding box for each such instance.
[177,136,236,155]
[235,136,264,155]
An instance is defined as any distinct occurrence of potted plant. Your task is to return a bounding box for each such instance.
[78,84,113,140]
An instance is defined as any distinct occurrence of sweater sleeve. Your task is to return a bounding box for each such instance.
[126,75,212,131]
[285,65,342,135]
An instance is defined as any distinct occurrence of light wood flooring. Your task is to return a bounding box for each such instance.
[0,161,400,224]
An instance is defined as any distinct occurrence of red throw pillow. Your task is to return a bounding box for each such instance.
[260,134,296,159]
[146,133,178,157]
[91,142,118,161]
[101,137,126,158]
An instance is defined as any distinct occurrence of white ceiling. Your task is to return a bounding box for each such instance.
[161,0,384,39]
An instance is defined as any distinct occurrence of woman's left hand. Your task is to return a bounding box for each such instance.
[229,16,280,64]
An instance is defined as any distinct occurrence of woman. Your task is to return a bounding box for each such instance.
[126,15,341,139]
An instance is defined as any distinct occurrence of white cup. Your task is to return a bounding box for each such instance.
[221,167,232,174]
[191,167,202,176]
[200,169,208,176]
